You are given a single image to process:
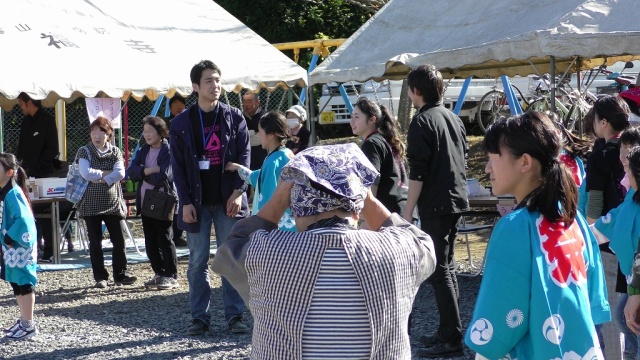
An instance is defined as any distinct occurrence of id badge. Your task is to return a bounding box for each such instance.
[199,159,210,170]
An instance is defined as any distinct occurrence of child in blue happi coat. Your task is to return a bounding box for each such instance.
[226,111,295,231]
[465,112,609,359]
[592,140,640,359]
[0,153,39,340]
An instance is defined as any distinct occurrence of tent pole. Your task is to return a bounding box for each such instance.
[501,76,522,115]
[576,57,584,137]
[299,53,320,106]
[164,97,171,118]
[338,84,354,114]
[56,99,66,160]
[0,108,3,152]
[528,59,544,80]
[453,77,472,115]
[576,57,582,93]
[123,102,129,165]
[550,56,556,113]
[308,85,316,146]
[151,95,165,116]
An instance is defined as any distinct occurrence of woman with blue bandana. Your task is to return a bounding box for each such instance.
[212,143,437,359]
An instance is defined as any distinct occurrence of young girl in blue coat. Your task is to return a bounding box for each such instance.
[0,153,38,340]
[591,139,640,359]
[226,111,295,231]
[465,112,609,359]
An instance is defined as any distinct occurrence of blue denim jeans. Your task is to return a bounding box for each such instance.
[186,204,244,326]
[614,293,640,359]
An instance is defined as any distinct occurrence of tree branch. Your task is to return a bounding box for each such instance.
[341,0,388,14]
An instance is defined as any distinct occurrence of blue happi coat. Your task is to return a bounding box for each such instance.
[238,146,295,231]
[0,181,38,287]
[593,188,639,278]
[465,207,609,359]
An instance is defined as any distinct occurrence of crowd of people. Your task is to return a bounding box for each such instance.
[3,58,640,360]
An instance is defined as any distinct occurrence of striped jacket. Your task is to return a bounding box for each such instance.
[212,214,436,359]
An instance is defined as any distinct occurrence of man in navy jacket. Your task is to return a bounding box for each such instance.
[170,60,250,335]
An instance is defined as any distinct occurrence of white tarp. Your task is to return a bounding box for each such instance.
[310,0,640,84]
[0,0,308,110]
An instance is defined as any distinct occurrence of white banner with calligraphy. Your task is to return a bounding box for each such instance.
[85,98,121,129]
[0,0,307,111]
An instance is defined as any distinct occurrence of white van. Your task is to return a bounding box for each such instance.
[318,78,522,126]
[316,61,638,137]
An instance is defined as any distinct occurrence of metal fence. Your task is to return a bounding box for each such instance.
[1,87,297,165]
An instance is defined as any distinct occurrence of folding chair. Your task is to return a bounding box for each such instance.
[59,207,89,254]
[457,210,499,277]
[122,219,143,256]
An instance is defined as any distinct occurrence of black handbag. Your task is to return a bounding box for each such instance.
[141,181,177,221]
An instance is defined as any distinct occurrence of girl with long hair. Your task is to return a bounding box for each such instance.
[350,97,407,214]
[226,111,295,231]
[465,112,608,359]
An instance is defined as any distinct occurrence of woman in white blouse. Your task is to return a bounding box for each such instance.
[76,116,136,289]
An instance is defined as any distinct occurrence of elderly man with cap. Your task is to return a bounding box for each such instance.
[243,92,268,171]
[284,105,310,154]
[212,143,436,359]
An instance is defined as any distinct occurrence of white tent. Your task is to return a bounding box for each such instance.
[309,0,640,84]
[0,0,308,110]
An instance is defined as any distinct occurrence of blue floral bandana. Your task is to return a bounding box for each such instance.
[280,143,379,217]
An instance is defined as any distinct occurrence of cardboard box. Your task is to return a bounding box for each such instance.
[34,177,66,198]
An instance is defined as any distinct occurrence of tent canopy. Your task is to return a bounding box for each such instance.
[0,0,308,110]
[309,0,640,84]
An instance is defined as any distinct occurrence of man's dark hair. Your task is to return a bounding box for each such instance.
[190,60,221,86]
[243,92,259,101]
[406,64,444,104]
[169,93,186,108]
[17,92,42,108]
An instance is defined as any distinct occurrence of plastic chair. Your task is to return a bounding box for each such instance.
[457,210,499,277]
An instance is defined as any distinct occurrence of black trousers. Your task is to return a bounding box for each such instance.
[84,215,128,282]
[172,213,183,242]
[141,215,177,278]
[420,213,463,344]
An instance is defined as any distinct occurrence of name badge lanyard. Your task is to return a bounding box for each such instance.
[199,106,219,158]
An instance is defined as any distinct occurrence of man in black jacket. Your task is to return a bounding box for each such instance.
[17,92,60,262]
[17,93,59,178]
[402,65,469,358]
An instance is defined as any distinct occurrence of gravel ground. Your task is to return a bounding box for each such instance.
[0,242,483,360]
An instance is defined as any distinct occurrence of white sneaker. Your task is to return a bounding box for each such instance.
[157,276,179,290]
[3,319,20,334]
[144,274,162,288]
[5,321,38,340]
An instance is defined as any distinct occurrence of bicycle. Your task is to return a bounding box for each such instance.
[526,76,591,133]
[475,83,528,134]
[475,75,591,134]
